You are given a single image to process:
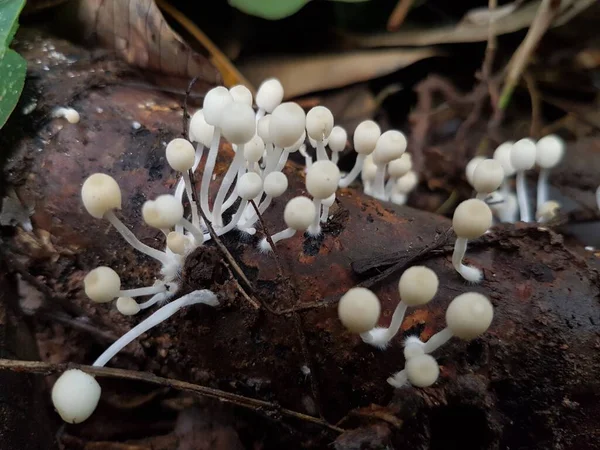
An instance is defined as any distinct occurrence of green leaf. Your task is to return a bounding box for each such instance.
[0,48,26,129]
[229,0,370,20]
[0,0,26,59]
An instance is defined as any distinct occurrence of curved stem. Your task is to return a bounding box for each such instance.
[331,152,339,165]
[422,327,454,354]
[307,199,322,236]
[182,172,200,229]
[212,148,244,227]
[119,284,166,298]
[260,227,296,252]
[339,154,366,188]
[384,301,408,343]
[178,218,205,245]
[216,200,248,236]
[316,140,328,161]
[200,127,221,220]
[516,170,531,222]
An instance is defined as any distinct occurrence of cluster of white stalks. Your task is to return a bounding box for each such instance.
[467,135,565,224]
[338,266,493,389]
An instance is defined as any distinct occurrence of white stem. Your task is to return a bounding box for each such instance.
[387,370,408,388]
[216,200,248,236]
[255,108,265,122]
[476,192,489,201]
[320,205,330,223]
[316,140,328,161]
[516,170,531,222]
[104,211,169,265]
[260,227,296,252]
[212,148,244,227]
[182,172,200,229]
[372,165,387,200]
[385,177,396,197]
[452,237,482,283]
[596,186,600,211]
[307,199,323,236]
[537,168,549,209]
[384,301,408,343]
[119,284,166,298]
[200,127,221,220]
[239,195,273,228]
[423,327,454,354]
[299,144,313,168]
[265,146,283,175]
[331,152,339,165]
[178,217,205,245]
[339,154,366,188]
[275,150,291,173]
[93,290,218,367]
[138,289,176,310]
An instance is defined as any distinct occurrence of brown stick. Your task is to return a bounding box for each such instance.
[182,76,199,140]
[387,0,415,31]
[523,71,543,138]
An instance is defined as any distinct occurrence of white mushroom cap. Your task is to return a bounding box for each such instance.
[510,138,537,171]
[116,297,141,316]
[270,102,306,148]
[372,130,407,165]
[309,135,329,149]
[167,231,188,255]
[493,141,515,177]
[353,120,381,155]
[361,155,377,182]
[51,369,101,424]
[284,196,317,231]
[337,287,381,333]
[536,134,565,169]
[398,266,439,306]
[84,266,121,303]
[466,156,486,186]
[81,173,122,219]
[322,193,336,207]
[405,354,440,388]
[306,160,341,199]
[453,198,492,239]
[306,106,334,141]
[395,170,418,194]
[286,130,306,153]
[142,194,184,229]
[472,159,504,194]
[257,115,272,144]
[243,134,265,163]
[446,292,493,340]
[388,153,412,178]
[202,86,233,127]
[189,110,214,147]
[329,126,347,153]
[237,172,263,200]
[220,102,256,145]
[166,138,195,172]
[263,171,288,197]
[256,78,284,113]
[229,84,253,106]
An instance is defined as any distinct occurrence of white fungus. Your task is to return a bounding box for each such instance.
[472,159,504,199]
[339,120,381,188]
[84,266,121,303]
[116,297,141,316]
[256,78,284,116]
[142,194,184,230]
[259,196,316,252]
[466,156,486,187]
[306,106,334,161]
[189,110,214,146]
[328,126,347,165]
[202,86,233,127]
[405,354,440,388]
[510,138,537,222]
[165,138,195,172]
[229,84,253,106]
[535,134,565,208]
[338,287,381,334]
[81,173,122,219]
[391,170,418,205]
[52,106,80,124]
[305,160,341,235]
[269,102,306,149]
[52,369,101,424]
[166,231,189,255]
[370,130,407,200]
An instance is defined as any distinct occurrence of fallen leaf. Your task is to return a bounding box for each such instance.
[239,48,437,98]
[75,0,220,84]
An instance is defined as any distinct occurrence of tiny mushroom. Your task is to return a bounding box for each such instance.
[306,106,334,161]
[510,138,537,222]
[51,369,101,423]
[328,125,347,165]
[535,134,565,211]
[339,120,381,188]
[338,287,381,334]
[260,196,316,252]
[255,78,284,119]
[472,159,505,201]
[305,160,341,235]
[371,130,407,200]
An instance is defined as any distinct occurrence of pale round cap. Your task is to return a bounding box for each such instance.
[243,134,265,163]
[510,138,537,171]
[167,231,188,255]
[256,78,284,113]
[189,110,214,147]
[306,106,334,141]
[493,141,515,177]
[353,120,381,155]
[472,159,504,194]
[466,156,486,186]
[166,138,195,172]
[452,198,492,239]
[81,173,122,219]
[257,115,272,144]
[398,266,439,306]
[202,86,233,126]
[286,130,306,152]
[52,369,101,424]
[220,102,256,145]
[84,266,120,303]
[309,135,329,149]
[338,287,381,333]
[270,102,306,148]
[306,160,341,199]
[116,297,141,316]
[229,84,253,106]
[237,172,263,200]
[284,196,316,230]
[388,153,412,178]
[142,195,184,229]
[361,155,377,182]
[263,171,288,197]
[372,130,407,165]
[322,192,336,207]
[405,354,440,388]
[446,292,493,340]
[395,171,418,194]
[536,134,565,169]
[329,126,347,153]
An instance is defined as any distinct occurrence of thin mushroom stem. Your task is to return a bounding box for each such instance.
[119,284,167,298]
[216,200,249,236]
[387,370,408,388]
[422,327,454,354]
[536,168,550,208]
[320,204,330,223]
[316,141,328,161]
[200,127,221,220]
[372,165,387,200]
[307,199,323,236]
[178,217,205,245]
[212,148,245,227]
[339,154,366,188]
[260,227,296,252]
[331,152,339,165]
[360,301,407,348]
[452,237,482,283]
[516,170,531,222]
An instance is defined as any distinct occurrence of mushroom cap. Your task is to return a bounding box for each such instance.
[510,138,537,171]
[465,156,486,186]
[84,266,121,303]
[52,369,101,424]
[81,173,122,219]
[166,138,195,172]
[493,141,515,177]
[257,115,272,144]
[203,86,233,126]
[220,102,256,145]
[309,134,329,149]
[322,192,336,207]
[446,292,494,340]
[361,155,377,182]
[237,172,264,200]
[142,194,184,229]
[536,134,565,169]
[270,102,306,148]
[116,297,141,316]
[167,231,188,255]
[243,134,265,163]
[405,354,440,388]
[306,106,334,141]
[395,170,418,194]
[229,84,253,106]
[388,153,412,178]
[452,198,492,239]
[328,126,347,153]
[398,266,439,306]
[306,160,341,199]
[286,130,306,153]
[472,159,504,194]
[189,110,214,147]
[353,120,381,155]
[338,287,381,333]
[256,78,284,113]
[284,196,316,230]
[263,171,288,198]
[372,130,407,165]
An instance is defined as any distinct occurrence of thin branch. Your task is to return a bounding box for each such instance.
[523,71,542,138]
[0,359,343,433]
[222,262,261,310]
[249,200,283,278]
[182,76,199,140]
[36,309,119,343]
[387,0,415,31]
